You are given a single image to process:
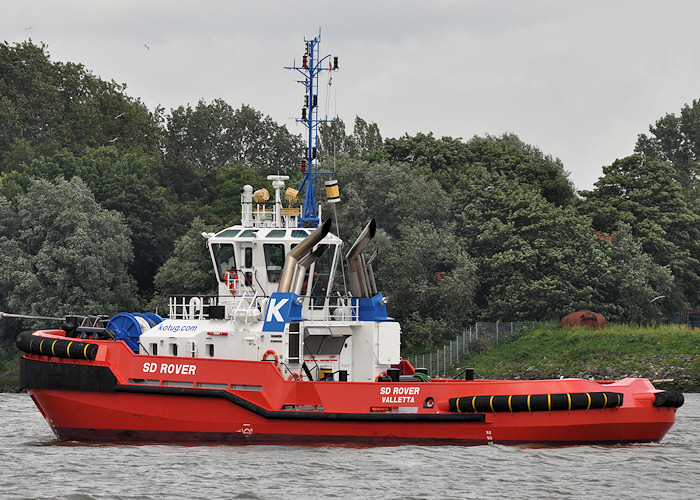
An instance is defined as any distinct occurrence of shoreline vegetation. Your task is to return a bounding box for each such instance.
[452,323,699,392]
[2,323,698,393]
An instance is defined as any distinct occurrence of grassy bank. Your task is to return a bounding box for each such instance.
[453,323,700,391]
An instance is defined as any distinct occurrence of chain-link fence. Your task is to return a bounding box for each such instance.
[407,321,540,378]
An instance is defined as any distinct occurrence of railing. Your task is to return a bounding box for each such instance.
[168,295,221,320]
[408,321,541,378]
[232,289,262,322]
[303,294,360,322]
[167,293,361,323]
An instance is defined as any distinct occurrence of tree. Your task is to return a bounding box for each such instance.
[0,177,139,326]
[0,40,161,171]
[595,226,674,324]
[19,147,179,295]
[164,100,304,174]
[209,164,271,226]
[331,157,449,239]
[382,133,576,206]
[373,221,478,351]
[351,116,383,157]
[636,99,700,196]
[149,218,217,312]
[578,155,700,313]
[318,116,351,158]
[465,134,576,207]
[453,165,604,320]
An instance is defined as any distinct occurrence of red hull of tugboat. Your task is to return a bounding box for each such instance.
[20,331,678,446]
[29,389,675,446]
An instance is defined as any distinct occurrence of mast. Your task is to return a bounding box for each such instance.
[285,29,339,228]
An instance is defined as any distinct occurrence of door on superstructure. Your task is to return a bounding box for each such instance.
[240,245,254,289]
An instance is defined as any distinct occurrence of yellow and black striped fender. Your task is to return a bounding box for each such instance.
[445,391,624,413]
[15,331,98,360]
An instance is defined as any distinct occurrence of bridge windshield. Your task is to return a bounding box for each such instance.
[211,243,236,280]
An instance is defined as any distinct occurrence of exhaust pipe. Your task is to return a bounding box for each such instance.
[346,219,376,298]
[291,245,327,295]
[278,219,332,293]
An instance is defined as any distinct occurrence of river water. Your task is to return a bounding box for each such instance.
[1,392,698,499]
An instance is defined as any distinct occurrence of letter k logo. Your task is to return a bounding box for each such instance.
[265,298,289,322]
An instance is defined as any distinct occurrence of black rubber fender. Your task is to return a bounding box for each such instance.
[447,391,624,413]
[16,331,98,360]
[653,390,685,408]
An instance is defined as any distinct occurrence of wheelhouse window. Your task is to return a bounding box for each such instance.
[212,243,236,280]
[244,247,253,268]
[311,244,337,303]
[264,244,285,282]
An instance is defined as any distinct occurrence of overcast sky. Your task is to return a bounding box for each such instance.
[4,0,700,191]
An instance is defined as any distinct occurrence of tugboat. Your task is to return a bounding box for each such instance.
[13,33,683,445]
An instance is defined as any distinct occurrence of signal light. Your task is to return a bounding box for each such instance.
[301,108,306,120]
[333,56,339,70]
[312,147,317,159]
[301,160,307,173]
[302,55,308,68]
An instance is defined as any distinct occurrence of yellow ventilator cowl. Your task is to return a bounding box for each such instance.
[325,179,340,203]
[252,188,270,203]
[284,187,299,205]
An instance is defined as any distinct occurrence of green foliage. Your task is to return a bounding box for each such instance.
[373,221,478,351]
[2,39,699,355]
[149,218,217,312]
[451,165,602,320]
[594,225,674,323]
[0,177,138,340]
[636,99,700,197]
[458,323,700,382]
[11,147,179,294]
[351,116,383,157]
[209,164,274,226]
[74,147,179,293]
[165,100,304,174]
[318,116,383,159]
[331,157,448,238]
[578,154,700,313]
[382,132,576,206]
[318,116,352,157]
[0,40,160,169]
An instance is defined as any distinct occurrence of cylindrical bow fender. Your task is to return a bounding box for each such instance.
[16,331,98,360]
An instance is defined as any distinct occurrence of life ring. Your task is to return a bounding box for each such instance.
[374,370,387,382]
[223,270,238,294]
[288,372,302,381]
[262,349,279,366]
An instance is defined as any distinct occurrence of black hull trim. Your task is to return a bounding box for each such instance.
[49,426,661,447]
[20,357,116,392]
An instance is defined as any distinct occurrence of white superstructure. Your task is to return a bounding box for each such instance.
[140,176,400,382]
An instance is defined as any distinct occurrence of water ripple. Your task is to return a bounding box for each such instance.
[1,393,698,499]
